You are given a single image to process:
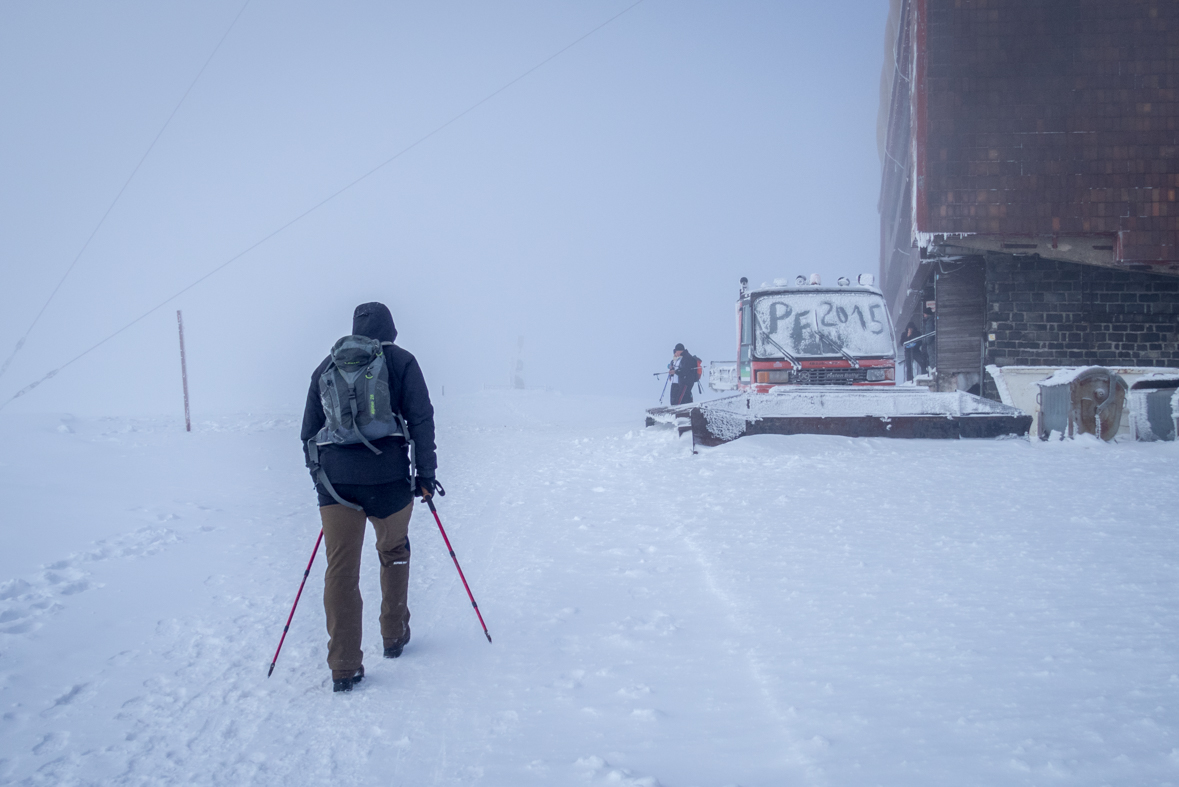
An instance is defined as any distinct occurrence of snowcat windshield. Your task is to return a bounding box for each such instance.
[752,291,894,359]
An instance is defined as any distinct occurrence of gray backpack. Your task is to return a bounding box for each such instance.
[305,335,415,510]
[315,335,406,450]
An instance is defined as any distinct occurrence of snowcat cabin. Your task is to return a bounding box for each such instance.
[736,275,896,392]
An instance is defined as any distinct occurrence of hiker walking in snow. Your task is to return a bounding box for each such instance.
[668,343,700,405]
[300,302,439,693]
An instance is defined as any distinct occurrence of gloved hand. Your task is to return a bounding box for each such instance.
[415,476,445,500]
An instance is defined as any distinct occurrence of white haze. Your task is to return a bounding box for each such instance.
[0,0,888,416]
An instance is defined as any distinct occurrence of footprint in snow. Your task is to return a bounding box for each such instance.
[574,755,661,787]
[31,731,70,755]
[40,683,92,718]
[0,527,179,640]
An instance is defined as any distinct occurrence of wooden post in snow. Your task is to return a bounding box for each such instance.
[176,310,191,432]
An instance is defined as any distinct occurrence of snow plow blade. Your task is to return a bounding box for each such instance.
[647,387,1032,446]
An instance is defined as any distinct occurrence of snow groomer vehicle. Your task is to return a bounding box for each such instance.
[647,275,1031,445]
[735,274,896,391]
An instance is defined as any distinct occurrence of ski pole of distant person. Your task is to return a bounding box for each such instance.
[268,529,324,677]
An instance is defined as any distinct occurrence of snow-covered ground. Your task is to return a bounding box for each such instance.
[2,391,1179,786]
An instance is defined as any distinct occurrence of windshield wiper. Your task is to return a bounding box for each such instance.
[813,319,860,367]
[753,313,799,366]
[823,335,860,368]
[838,346,860,368]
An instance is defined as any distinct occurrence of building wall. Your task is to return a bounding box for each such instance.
[984,256,1179,375]
[921,0,1179,266]
[878,0,920,331]
[882,0,1179,380]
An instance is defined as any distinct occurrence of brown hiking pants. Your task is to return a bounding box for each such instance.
[320,501,413,677]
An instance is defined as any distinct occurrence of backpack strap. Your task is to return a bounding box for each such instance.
[395,411,417,486]
[346,383,382,455]
[306,438,363,511]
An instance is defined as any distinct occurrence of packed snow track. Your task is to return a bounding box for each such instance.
[2,392,1178,786]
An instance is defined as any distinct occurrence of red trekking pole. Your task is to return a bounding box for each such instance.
[268,529,324,677]
[425,492,492,644]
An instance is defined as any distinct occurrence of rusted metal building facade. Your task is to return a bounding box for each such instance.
[879,0,1179,394]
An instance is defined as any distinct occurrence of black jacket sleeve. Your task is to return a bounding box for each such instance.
[396,356,437,477]
[300,357,330,468]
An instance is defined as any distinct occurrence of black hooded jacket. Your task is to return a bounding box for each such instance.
[300,302,437,486]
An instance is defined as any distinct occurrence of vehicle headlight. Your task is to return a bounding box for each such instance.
[866,368,886,382]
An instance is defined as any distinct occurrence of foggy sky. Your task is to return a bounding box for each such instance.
[1,1,889,416]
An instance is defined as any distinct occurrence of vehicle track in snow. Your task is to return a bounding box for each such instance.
[3,398,1179,786]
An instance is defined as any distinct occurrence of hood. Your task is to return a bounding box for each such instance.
[352,302,397,345]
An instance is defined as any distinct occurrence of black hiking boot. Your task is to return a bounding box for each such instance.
[332,666,364,693]
[384,628,411,659]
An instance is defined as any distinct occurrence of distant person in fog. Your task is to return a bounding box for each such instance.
[921,305,936,373]
[903,321,928,379]
[668,343,700,405]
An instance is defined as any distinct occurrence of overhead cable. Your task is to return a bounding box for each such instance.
[0,0,647,411]
[0,0,252,382]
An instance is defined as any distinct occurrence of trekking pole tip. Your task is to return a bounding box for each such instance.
[485,632,493,644]
[267,663,275,678]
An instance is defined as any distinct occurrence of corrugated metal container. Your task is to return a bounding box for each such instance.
[1037,367,1128,441]
[987,365,1179,438]
[1130,375,1179,442]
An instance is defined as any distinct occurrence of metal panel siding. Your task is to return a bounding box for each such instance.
[935,260,987,390]
[913,0,929,234]
[1040,383,1072,437]
[1145,388,1177,441]
[880,0,925,331]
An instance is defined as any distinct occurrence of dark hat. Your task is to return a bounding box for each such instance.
[673,343,685,352]
[352,302,397,344]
